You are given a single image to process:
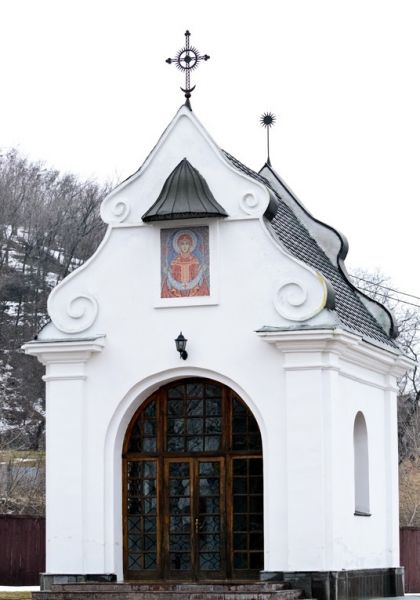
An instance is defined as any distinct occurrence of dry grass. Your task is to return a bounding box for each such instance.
[0,450,44,462]
[0,594,32,600]
[400,458,420,526]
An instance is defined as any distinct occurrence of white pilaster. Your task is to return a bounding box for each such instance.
[22,338,105,574]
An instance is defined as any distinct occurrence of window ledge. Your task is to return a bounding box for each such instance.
[354,510,371,517]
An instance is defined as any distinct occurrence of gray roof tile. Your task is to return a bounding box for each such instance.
[222,150,397,349]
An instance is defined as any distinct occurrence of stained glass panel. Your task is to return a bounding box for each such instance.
[232,398,262,452]
[126,460,157,572]
[128,399,157,454]
[165,384,223,453]
[187,399,204,416]
[204,436,220,451]
[197,461,221,572]
[168,461,192,572]
[232,457,264,572]
[199,552,221,570]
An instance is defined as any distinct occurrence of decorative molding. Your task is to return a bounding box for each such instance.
[257,327,414,378]
[48,291,99,334]
[100,195,131,224]
[272,271,329,322]
[239,191,262,216]
[340,370,397,391]
[112,198,130,222]
[43,374,88,382]
[39,229,110,335]
[280,365,395,391]
[22,336,106,366]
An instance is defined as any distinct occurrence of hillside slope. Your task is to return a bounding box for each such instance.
[0,149,107,451]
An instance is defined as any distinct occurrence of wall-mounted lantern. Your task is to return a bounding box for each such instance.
[175,332,188,360]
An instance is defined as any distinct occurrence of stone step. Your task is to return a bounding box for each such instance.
[34,593,304,600]
[33,582,305,600]
[50,582,290,593]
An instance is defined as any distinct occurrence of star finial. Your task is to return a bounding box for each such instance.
[166,30,210,108]
[260,112,276,166]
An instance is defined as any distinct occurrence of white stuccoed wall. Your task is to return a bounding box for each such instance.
[23,106,410,580]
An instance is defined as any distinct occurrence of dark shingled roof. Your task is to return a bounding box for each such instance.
[223,150,398,350]
[142,158,228,222]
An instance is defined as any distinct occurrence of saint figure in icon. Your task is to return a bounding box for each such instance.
[161,227,210,298]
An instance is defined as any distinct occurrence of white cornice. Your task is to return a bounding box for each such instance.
[21,336,106,366]
[107,214,261,228]
[256,327,414,378]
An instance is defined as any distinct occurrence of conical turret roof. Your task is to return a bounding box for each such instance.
[142,158,228,222]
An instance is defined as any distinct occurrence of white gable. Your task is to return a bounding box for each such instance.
[100,105,271,224]
[41,106,336,340]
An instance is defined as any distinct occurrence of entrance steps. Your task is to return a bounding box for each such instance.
[33,581,306,600]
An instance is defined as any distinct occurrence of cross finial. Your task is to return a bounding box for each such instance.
[166,30,210,108]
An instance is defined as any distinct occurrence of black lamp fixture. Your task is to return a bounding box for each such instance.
[175,332,188,360]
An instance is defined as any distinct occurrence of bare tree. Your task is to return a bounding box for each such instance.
[350,269,420,526]
[0,448,45,516]
[0,149,110,514]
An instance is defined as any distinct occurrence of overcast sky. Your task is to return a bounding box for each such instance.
[1,0,420,299]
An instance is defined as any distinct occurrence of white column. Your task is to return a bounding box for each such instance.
[22,338,105,575]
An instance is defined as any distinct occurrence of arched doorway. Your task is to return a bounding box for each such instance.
[123,378,263,581]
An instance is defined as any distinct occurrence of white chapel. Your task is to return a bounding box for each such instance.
[24,32,412,600]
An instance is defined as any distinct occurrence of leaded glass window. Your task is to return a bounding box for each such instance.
[123,379,263,580]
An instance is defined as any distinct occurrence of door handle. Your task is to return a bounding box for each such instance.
[195,517,199,533]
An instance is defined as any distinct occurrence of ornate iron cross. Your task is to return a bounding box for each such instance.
[166,30,210,105]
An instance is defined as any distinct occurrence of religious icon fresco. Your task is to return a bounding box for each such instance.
[161,226,210,298]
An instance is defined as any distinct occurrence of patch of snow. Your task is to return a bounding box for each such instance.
[6,250,24,270]
[47,248,67,264]
[0,458,40,465]
[16,227,29,240]
[46,272,58,286]
[0,586,40,591]
[5,301,19,316]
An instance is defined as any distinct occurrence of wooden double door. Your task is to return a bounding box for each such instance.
[123,379,263,581]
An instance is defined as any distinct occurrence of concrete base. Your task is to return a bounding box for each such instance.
[40,573,117,591]
[260,568,405,599]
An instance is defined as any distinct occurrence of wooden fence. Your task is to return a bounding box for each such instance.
[0,514,45,585]
[401,526,420,593]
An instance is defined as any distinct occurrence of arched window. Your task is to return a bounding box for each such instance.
[353,411,370,516]
[123,378,264,581]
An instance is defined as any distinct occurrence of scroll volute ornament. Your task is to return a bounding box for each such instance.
[273,270,331,322]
